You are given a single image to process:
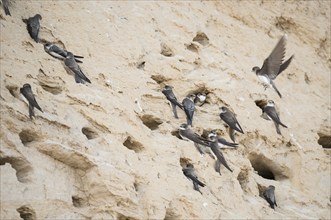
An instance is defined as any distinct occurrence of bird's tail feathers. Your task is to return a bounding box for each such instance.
[229,127,236,143]
[171,103,179,119]
[28,105,35,119]
[270,81,282,98]
[4,6,10,16]
[74,55,84,59]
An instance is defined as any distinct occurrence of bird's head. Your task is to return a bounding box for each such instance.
[219,106,227,113]
[179,123,188,130]
[267,100,275,106]
[164,85,172,90]
[35,14,42,20]
[252,66,260,73]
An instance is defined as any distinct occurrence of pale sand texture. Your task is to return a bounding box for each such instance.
[0,1,330,219]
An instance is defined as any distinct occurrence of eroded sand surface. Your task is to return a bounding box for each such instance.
[1,1,330,219]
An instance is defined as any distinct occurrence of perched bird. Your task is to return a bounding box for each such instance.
[208,130,238,148]
[64,52,91,84]
[219,106,244,143]
[2,0,10,16]
[162,85,183,119]
[255,100,287,135]
[179,123,211,155]
[263,185,277,209]
[252,35,294,98]
[20,84,43,119]
[44,42,84,63]
[22,14,42,43]
[182,94,196,126]
[208,132,233,175]
[182,163,206,194]
[194,92,207,107]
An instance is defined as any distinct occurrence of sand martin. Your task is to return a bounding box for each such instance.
[182,163,206,194]
[64,52,91,84]
[252,35,294,98]
[208,132,233,175]
[2,0,10,16]
[209,130,238,148]
[263,185,277,209]
[44,43,84,63]
[162,85,183,119]
[182,94,196,126]
[23,14,42,43]
[220,106,244,143]
[255,100,287,135]
[194,92,207,107]
[20,84,43,119]
[179,123,211,155]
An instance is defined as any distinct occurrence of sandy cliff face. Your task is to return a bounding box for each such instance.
[0,1,330,219]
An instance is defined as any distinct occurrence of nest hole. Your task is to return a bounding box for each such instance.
[19,130,40,146]
[193,31,209,46]
[151,74,168,84]
[317,129,331,149]
[72,195,86,208]
[0,156,33,183]
[39,83,63,95]
[136,61,145,70]
[16,205,36,220]
[185,43,199,53]
[249,155,275,180]
[6,85,20,98]
[81,127,99,140]
[140,114,163,130]
[179,157,192,167]
[123,136,144,153]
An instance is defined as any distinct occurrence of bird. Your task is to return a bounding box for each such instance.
[219,106,244,143]
[252,35,294,98]
[208,130,238,148]
[178,123,211,155]
[182,163,206,194]
[22,14,42,43]
[182,94,196,126]
[263,185,277,209]
[194,92,207,107]
[255,100,287,135]
[20,84,43,119]
[2,0,10,16]
[64,52,91,84]
[44,42,84,63]
[161,85,183,119]
[208,132,233,175]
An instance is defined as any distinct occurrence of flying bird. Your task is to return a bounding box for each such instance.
[64,52,91,84]
[208,132,233,175]
[162,85,183,118]
[23,14,42,43]
[182,94,196,126]
[255,100,287,135]
[219,106,244,143]
[194,92,207,107]
[182,163,206,194]
[178,123,211,155]
[252,35,294,98]
[44,42,84,63]
[2,0,10,16]
[20,84,43,119]
[263,185,278,209]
